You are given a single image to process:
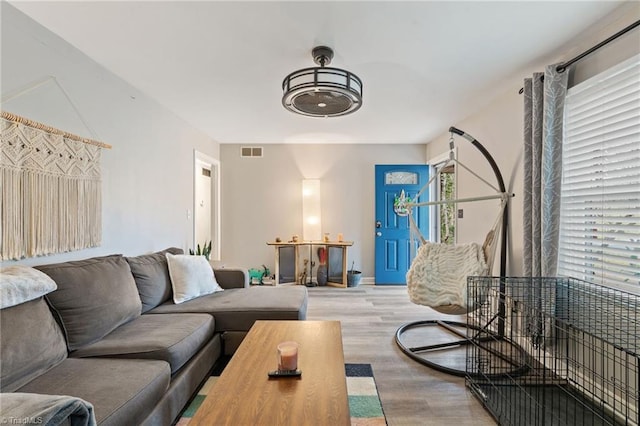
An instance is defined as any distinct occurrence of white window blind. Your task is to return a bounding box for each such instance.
[558,53,640,292]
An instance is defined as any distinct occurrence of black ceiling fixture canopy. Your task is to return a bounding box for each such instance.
[312,45,333,67]
[282,46,363,118]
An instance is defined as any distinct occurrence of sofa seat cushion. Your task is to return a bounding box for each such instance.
[147,286,308,332]
[70,313,215,374]
[17,357,170,426]
[36,255,142,351]
[125,247,183,313]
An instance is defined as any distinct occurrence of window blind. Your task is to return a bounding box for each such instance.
[558,53,640,292]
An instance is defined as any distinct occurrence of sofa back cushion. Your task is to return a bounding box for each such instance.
[0,297,68,391]
[125,247,184,313]
[37,255,142,351]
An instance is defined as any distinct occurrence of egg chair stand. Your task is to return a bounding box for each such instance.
[395,127,527,378]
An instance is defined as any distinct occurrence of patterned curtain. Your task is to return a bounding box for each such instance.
[0,112,110,260]
[522,64,568,346]
[523,64,568,278]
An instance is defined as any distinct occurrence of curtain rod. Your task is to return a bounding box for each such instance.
[555,19,640,73]
[1,110,112,149]
[519,18,640,94]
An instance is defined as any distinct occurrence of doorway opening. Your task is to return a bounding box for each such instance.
[429,151,457,244]
[194,151,220,261]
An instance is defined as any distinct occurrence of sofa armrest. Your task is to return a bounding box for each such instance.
[213,267,249,289]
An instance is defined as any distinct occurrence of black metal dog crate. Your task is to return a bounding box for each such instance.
[466,277,639,426]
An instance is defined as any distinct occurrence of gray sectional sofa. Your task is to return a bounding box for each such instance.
[0,248,308,425]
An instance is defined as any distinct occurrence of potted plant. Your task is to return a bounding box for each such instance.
[189,240,212,261]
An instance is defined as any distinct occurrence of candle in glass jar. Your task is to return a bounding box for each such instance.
[337,233,344,242]
[277,341,299,371]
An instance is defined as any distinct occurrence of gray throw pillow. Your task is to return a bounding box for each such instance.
[125,247,183,313]
[37,255,142,351]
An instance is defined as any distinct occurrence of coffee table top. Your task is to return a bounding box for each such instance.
[190,320,349,426]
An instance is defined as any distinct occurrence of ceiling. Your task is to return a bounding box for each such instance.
[9,1,627,145]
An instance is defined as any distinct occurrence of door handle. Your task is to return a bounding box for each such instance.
[376,232,382,237]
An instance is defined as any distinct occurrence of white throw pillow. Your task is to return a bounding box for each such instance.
[0,265,58,309]
[166,253,223,304]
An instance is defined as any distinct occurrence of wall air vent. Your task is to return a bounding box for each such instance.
[241,146,263,158]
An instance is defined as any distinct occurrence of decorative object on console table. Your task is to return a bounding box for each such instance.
[317,247,328,286]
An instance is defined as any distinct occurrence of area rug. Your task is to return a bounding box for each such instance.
[177,363,386,425]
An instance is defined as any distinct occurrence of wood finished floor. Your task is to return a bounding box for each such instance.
[305,284,497,426]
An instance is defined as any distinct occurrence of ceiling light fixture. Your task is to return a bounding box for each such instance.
[282,46,363,118]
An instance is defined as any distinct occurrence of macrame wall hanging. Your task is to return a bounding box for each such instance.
[1,110,112,260]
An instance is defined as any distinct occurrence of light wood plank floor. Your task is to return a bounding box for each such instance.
[305,284,497,426]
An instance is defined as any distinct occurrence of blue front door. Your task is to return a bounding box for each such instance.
[375,165,429,285]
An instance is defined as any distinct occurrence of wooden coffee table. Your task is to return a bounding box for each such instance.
[190,320,350,426]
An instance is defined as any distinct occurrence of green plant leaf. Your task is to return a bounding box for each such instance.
[191,240,213,260]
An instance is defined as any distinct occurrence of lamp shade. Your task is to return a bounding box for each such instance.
[302,179,321,241]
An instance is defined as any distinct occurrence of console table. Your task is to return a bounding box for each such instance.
[266,241,353,288]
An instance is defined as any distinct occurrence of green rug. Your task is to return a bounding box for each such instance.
[177,363,386,425]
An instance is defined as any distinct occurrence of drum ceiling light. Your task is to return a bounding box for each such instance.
[282,46,363,118]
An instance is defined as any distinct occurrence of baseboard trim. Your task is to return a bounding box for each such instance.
[360,277,409,286]
[361,277,375,285]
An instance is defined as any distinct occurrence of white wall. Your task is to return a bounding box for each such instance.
[219,144,426,277]
[426,2,640,277]
[1,3,219,266]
